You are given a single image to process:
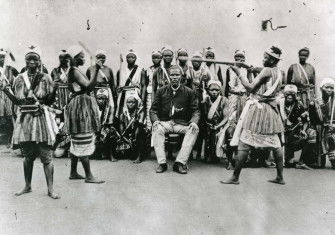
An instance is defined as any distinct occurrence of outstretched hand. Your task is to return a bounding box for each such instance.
[188,122,199,134]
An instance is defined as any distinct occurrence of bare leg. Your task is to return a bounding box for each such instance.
[43,162,60,199]
[15,158,33,196]
[268,148,285,185]
[69,154,85,180]
[220,150,249,185]
[80,157,105,184]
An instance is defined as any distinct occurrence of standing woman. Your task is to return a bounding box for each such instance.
[65,45,104,184]
[5,46,59,199]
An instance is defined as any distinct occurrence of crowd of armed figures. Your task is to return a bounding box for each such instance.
[0,43,333,199]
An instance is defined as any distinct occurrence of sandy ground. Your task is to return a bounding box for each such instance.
[0,146,335,235]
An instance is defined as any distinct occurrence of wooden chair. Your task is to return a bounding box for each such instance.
[165,133,184,160]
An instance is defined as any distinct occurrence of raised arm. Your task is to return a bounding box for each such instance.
[73,63,101,90]
[230,66,271,93]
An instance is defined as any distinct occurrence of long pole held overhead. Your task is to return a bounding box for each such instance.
[181,56,252,69]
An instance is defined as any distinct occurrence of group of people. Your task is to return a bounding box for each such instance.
[0,43,333,199]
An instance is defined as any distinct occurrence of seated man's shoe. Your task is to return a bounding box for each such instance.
[173,162,187,174]
[156,163,168,173]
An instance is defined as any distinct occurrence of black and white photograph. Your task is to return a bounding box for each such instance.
[0,0,334,234]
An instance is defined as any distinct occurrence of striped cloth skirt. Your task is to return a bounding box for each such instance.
[242,102,284,135]
[12,112,51,147]
[0,90,12,117]
[64,94,101,135]
[55,85,70,110]
[70,133,96,157]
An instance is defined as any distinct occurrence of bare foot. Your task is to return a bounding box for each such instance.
[48,191,61,199]
[220,177,240,185]
[85,178,105,184]
[69,173,85,180]
[268,178,285,185]
[110,158,118,162]
[133,159,141,164]
[15,187,32,196]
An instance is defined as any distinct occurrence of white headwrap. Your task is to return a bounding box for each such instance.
[96,49,106,56]
[192,51,203,58]
[126,49,137,57]
[96,88,109,98]
[265,47,281,60]
[208,80,222,88]
[320,78,335,88]
[0,48,7,56]
[161,45,174,54]
[234,49,246,57]
[283,84,298,94]
[59,49,67,56]
[177,48,188,56]
[204,47,215,56]
[67,45,83,58]
[152,50,162,56]
[25,45,41,58]
[126,94,141,104]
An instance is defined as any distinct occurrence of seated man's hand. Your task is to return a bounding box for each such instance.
[188,122,199,134]
[152,121,161,132]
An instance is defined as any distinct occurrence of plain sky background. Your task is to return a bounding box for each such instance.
[0,0,334,82]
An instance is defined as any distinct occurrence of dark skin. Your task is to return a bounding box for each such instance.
[0,54,5,67]
[299,50,309,65]
[205,52,215,67]
[177,51,188,67]
[59,54,70,68]
[191,56,202,71]
[221,53,285,185]
[284,92,307,137]
[207,86,228,130]
[141,54,162,104]
[14,54,60,199]
[96,95,118,162]
[69,51,104,184]
[126,53,136,69]
[162,50,173,68]
[119,97,143,163]
[96,54,106,65]
[152,68,199,134]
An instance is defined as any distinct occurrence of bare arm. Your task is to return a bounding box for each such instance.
[73,64,100,90]
[231,66,271,93]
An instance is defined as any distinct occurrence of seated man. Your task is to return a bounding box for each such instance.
[116,95,149,163]
[150,65,200,174]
